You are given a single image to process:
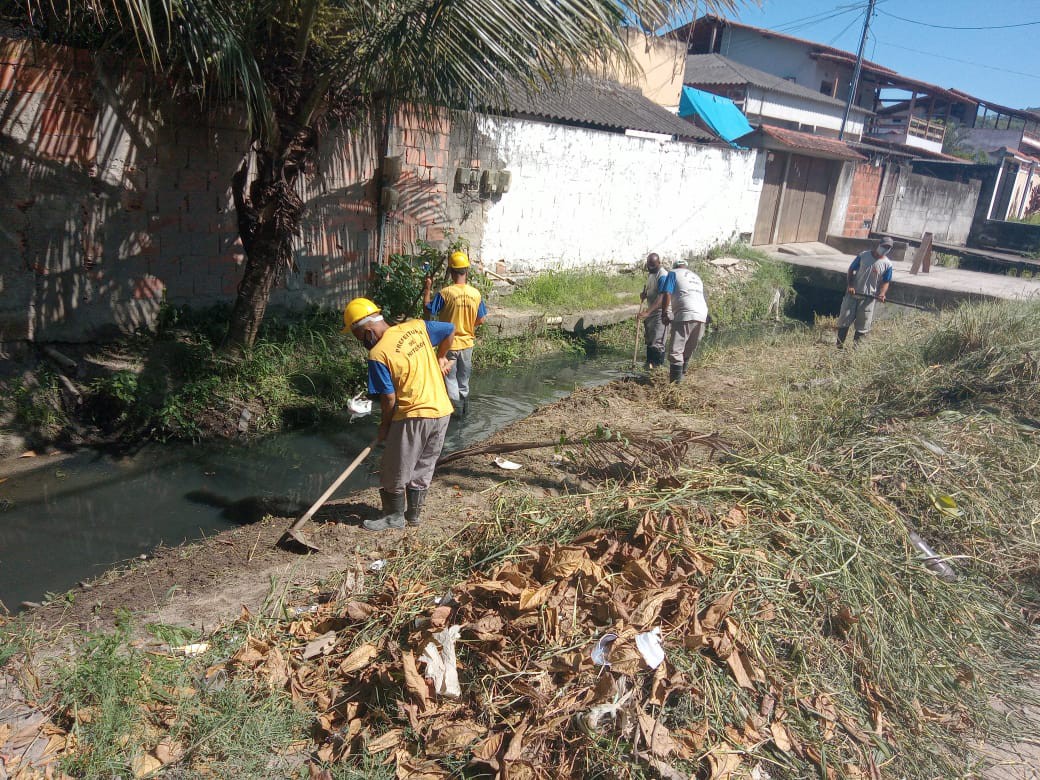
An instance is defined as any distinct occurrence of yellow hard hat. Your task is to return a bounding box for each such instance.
[448,251,470,270]
[342,298,381,333]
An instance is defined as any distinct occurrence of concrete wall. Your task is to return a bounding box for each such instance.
[962,127,1025,154]
[474,116,763,271]
[744,88,866,138]
[882,171,981,245]
[611,29,685,111]
[971,219,1040,254]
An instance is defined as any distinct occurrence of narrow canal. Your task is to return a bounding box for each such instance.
[0,351,632,609]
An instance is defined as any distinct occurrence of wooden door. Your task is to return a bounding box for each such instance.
[774,155,833,245]
[776,155,811,244]
[752,152,786,245]
[796,157,832,243]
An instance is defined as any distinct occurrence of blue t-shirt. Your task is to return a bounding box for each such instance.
[367,320,455,396]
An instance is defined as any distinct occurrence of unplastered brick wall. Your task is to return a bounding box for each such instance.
[842,162,883,238]
[382,109,488,257]
[0,37,377,342]
[473,116,763,272]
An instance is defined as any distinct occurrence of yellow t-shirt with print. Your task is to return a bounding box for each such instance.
[368,320,454,422]
[430,284,485,350]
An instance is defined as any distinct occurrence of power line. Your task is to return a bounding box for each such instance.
[839,0,876,140]
[878,10,1040,30]
[875,40,1040,81]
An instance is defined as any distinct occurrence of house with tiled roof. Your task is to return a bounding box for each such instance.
[682,53,873,141]
[662,15,1008,247]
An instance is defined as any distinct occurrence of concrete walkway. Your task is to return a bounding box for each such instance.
[764,243,1040,308]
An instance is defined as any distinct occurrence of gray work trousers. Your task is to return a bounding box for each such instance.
[445,347,473,402]
[380,415,451,493]
[836,294,877,335]
[667,319,706,366]
[643,311,667,353]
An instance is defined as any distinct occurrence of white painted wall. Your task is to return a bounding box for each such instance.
[719,28,874,110]
[476,117,764,271]
[745,88,866,137]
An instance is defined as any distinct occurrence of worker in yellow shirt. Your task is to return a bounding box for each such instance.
[342,298,455,531]
[423,251,488,417]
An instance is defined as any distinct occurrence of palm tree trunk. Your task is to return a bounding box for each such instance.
[226,234,284,349]
[226,139,307,351]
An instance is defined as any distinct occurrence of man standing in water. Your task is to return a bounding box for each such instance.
[342,298,455,531]
[660,258,708,383]
[424,250,488,417]
[637,252,669,369]
[836,237,894,348]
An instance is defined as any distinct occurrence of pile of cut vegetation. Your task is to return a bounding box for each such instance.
[6,300,1039,779]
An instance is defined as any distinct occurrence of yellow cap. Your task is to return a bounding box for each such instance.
[342,298,381,333]
[448,251,470,270]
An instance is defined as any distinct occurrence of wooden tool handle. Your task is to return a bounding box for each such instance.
[286,441,376,532]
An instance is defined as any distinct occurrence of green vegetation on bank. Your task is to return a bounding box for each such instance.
[4,300,1037,778]
[686,241,794,328]
[501,268,643,311]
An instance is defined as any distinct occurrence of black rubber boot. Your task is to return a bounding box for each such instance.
[836,326,849,348]
[853,330,864,343]
[669,363,683,383]
[647,347,665,369]
[405,487,428,527]
[363,489,405,531]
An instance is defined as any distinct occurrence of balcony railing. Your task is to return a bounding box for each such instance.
[868,116,946,151]
[907,116,946,144]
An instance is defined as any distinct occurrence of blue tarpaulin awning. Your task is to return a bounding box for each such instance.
[678,86,753,148]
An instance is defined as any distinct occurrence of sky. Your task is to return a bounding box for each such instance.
[688,0,1040,109]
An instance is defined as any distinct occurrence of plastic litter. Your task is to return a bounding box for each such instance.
[419,625,462,698]
[172,642,210,657]
[908,530,957,582]
[635,628,665,669]
[291,604,319,616]
[493,457,523,470]
[367,559,387,572]
[575,678,634,735]
[347,394,373,421]
[590,632,618,666]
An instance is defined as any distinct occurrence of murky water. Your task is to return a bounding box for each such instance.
[0,352,631,609]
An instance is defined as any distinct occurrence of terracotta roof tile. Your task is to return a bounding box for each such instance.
[742,124,867,161]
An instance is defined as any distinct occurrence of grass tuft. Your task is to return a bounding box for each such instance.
[502,269,643,312]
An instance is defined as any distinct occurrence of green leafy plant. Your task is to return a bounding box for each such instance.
[371,235,472,321]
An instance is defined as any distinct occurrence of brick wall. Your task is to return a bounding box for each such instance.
[383,109,489,257]
[841,162,883,238]
[0,37,378,342]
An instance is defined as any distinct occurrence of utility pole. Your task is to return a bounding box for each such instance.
[839,0,877,141]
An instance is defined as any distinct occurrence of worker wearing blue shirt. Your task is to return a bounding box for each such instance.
[660,259,709,383]
[836,237,894,347]
[342,298,455,531]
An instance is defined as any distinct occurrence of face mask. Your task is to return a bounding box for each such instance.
[362,331,379,350]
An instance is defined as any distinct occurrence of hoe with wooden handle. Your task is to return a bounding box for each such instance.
[278,439,377,552]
